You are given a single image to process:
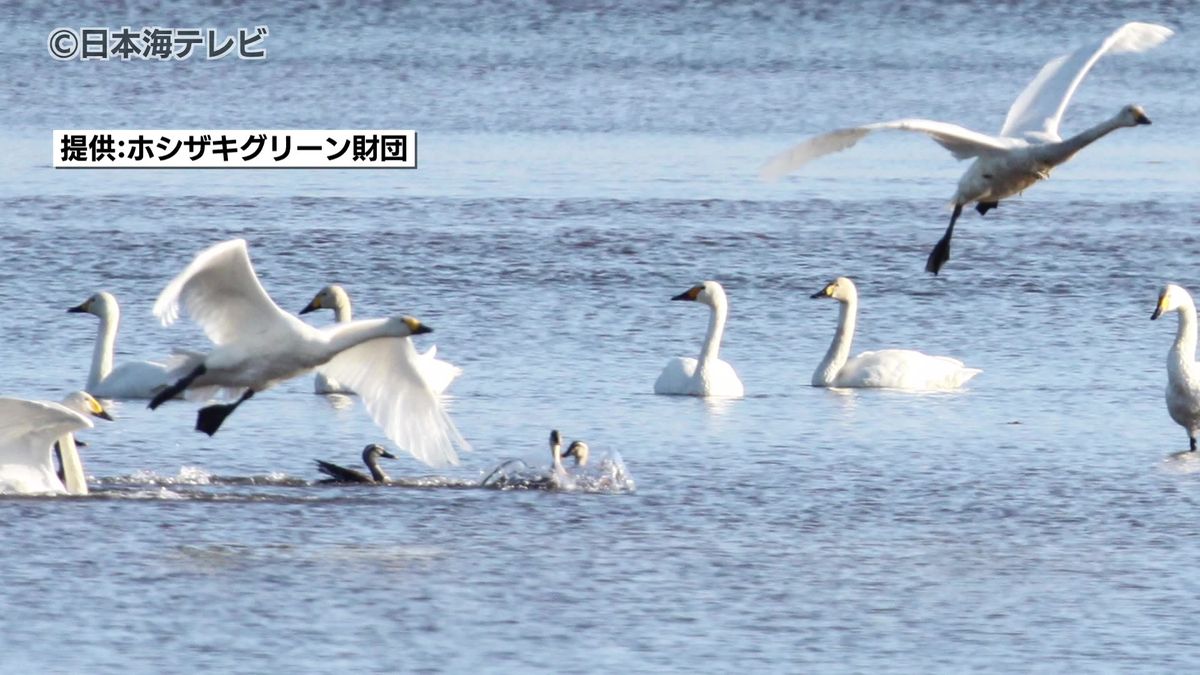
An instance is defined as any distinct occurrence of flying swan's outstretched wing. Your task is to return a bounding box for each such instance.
[319,337,469,468]
[760,119,1014,181]
[153,238,307,346]
[999,22,1173,142]
[0,399,92,494]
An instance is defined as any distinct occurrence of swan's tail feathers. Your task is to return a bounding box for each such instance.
[759,127,872,181]
[956,368,983,387]
[925,204,963,275]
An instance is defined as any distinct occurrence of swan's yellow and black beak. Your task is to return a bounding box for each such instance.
[67,301,89,313]
[811,282,836,299]
[1152,291,1170,320]
[84,395,114,421]
[1135,111,1152,125]
[298,297,321,315]
[403,316,433,335]
[671,286,702,302]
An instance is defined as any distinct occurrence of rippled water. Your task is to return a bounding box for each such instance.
[2,1,1199,672]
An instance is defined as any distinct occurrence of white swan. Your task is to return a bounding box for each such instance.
[761,22,1173,274]
[69,291,179,399]
[811,277,981,390]
[0,391,111,495]
[1152,284,1200,452]
[298,284,462,395]
[147,239,469,467]
[654,281,745,398]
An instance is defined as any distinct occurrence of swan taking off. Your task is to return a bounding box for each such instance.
[147,239,468,468]
[811,277,980,390]
[69,291,180,399]
[315,443,397,483]
[298,284,462,395]
[1152,284,1200,452]
[0,391,111,495]
[654,281,745,398]
[762,22,1173,275]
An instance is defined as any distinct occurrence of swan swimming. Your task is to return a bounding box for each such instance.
[315,443,397,483]
[299,284,462,395]
[811,277,981,390]
[654,281,745,398]
[147,239,469,467]
[69,291,180,399]
[0,391,111,495]
[1152,284,1200,452]
[562,440,589,468]
[761,22,1173,274]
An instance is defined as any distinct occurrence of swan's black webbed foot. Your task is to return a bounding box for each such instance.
[925,204,962,275]
[975,201,998,216]
[149,364,207,410]
[1190,436,1196,452]
[194,389,254,436]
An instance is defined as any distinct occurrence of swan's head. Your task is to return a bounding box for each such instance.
[549,429,562,456]
[1119,104,1152,127]
[67,291,118,319]
[385,316,433,336]
[562,440,589,467]
[299,284,350,315]
[361,443,397,463]
[1152,284,1194,320]
[61,391,113,421]
[671,280,726,307]
[811,276,857,303]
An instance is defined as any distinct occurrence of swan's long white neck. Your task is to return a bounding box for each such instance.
[324,318,408,354]
[1170,297,1199,372]
[1045,113,1129,166]
[88,307,119,390]
[56,434,88,496]
[813,294,857,386]
[697,297,728,365]
[331,291,352,323]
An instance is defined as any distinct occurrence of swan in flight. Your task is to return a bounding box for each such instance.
[761,22,1173,275]
[69,291,180,399]
[299,284,462,395]
[1152,284,1200,452]
[147,239,468,468]
[811,277,981,390]
[315,443,397,483]
[0,391,111,495]
[654,281,745,398]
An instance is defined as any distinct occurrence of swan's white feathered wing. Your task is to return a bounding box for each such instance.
[91,360,176,399]
[760,119,1014,181]
[1000,22,1173,142]
[153,238,307,344]
[0,399,92,494]
[319,337,469,467]
[837,349,981,390]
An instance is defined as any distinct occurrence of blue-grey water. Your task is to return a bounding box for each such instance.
[2,1,1199,672]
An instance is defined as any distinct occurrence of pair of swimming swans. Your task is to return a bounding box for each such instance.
[480,430,589,490]
[762,21,1173,275]
[0,391,111,495]
[298,284,461,395]
[147,239,469,468]
[654,278,978,395]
